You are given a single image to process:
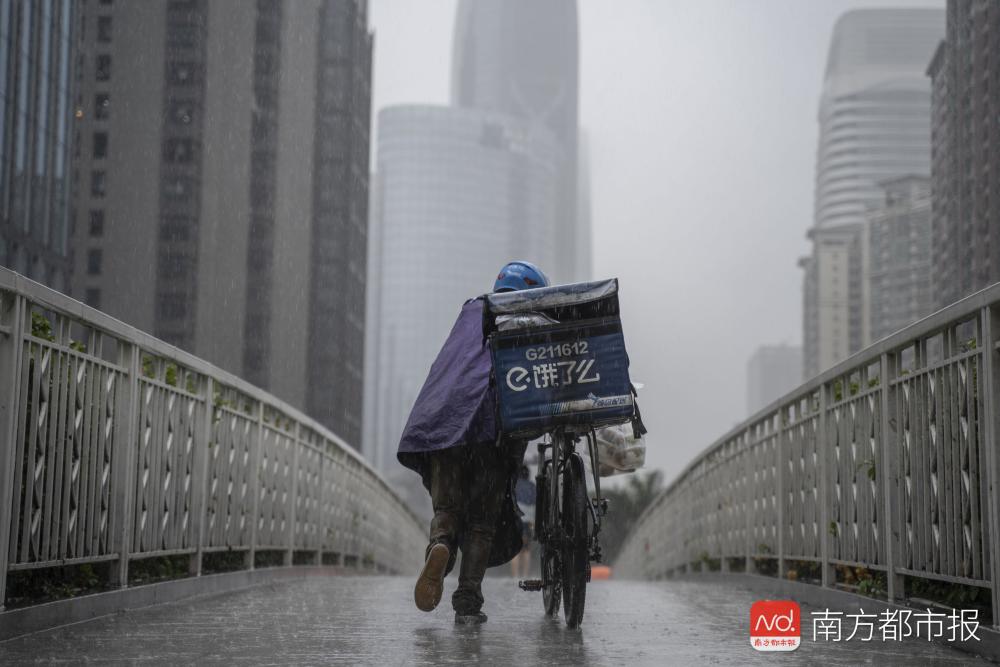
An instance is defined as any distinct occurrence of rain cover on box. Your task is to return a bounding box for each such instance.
[484,279,638,438]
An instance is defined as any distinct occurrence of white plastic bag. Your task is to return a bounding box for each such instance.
[594,421,645,476]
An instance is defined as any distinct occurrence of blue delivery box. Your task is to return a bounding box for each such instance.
[483,279,641,438]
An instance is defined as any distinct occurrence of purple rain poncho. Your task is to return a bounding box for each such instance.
[397,298,497,467]
[396,297,523,567]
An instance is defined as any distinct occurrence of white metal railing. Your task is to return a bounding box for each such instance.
[617,280,1000,627]
[0,267,425,610]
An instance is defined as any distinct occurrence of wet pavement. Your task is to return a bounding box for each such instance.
[0,574,992,665]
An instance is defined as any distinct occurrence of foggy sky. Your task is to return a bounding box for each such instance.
[369,0,945,485]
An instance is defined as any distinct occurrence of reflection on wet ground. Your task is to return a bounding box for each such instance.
[0,575,990,665]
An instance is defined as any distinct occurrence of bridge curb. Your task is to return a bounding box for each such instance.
[671,572,1000,663]
[0,565,368,642]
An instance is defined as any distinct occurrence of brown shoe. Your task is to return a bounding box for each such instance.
[414,543,450,612]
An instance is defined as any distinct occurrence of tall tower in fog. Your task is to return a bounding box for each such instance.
[71,0,372,447]
[450,0,583,283]
[368,105,558,477]
[801,9,942,379]
[814,9,942,231]
[928,0,1000,310]
[0,2,76,294]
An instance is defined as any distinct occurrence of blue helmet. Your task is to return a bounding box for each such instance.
[493,261,550,292]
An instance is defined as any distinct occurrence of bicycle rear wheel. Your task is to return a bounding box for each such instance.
[561,455,589,628]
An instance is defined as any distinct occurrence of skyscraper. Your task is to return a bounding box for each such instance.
[801,9,943,378]
[868,176,933,342]
[71,0,372,446]
[0,0,76,294]
[304,0,372,447]
[450,0,583,283]
[928,0,1000,310]
[576,130,593,282]
[368,104,558,475]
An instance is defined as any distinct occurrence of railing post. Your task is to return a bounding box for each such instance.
[818,382,834,588]
[776,412,786,580]
[879,352,903,602]
[979,306,1000,629]
[0,293,26,611]
[316,449,325,566]
[744,427,756,574]
[285,422,300,567]
[246,400,264,570]
[111,343,142,588]
[188,376,213,577]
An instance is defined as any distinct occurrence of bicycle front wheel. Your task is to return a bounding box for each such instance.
[539,460,561,617]
[561,455,589,628]
[542,547,562,617]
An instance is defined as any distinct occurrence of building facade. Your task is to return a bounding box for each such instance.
[746,344,802,416]
[801,8,943,378]
[304,0,372,447]
[576,129,593,282]
[868,176,933,342]
[71,0,372,447]
[0,0,76,293]
[928,0,1000,310]
[801,223,867,379]
[368,105,558,477]
[451,0,585,283]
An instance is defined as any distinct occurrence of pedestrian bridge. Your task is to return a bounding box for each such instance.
[0,574,989,664]
[1,266,1000,663]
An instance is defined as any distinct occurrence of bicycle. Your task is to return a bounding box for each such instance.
[484,278,644,629]
[528,427,608,627]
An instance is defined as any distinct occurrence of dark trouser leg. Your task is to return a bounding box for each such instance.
[428,448,464,574]
[453,444,507,615]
